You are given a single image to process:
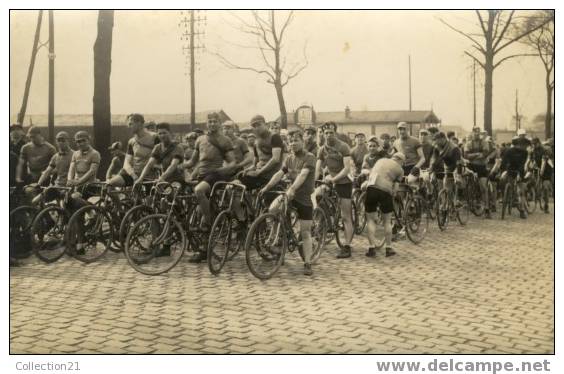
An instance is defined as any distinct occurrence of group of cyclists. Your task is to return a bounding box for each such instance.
[9,112,555,276]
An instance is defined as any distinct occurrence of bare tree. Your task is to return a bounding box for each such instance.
[93,10,114,177]
[439,10,550,136]
[518,10,554,139]
[212,11,308,129]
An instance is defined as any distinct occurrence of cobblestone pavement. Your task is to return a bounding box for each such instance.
[10,206,554,354]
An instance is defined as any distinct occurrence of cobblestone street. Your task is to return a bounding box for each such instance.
[10,208,554,354]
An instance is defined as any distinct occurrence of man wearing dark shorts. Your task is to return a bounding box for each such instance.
[183,112,236,262]
[315,121,354,259]
[464,126,492,218]
[363,152,405,258]
[260,131,317,276]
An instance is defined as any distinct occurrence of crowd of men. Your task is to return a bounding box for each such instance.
[9,113,555,275]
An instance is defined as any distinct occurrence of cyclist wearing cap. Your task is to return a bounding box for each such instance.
[66,131,101,208]
[315,121,354,259]
[108,113,160,187]
[361,137,388,175]
[419,129,434,169]
[379,133,394,157]
[16,127,57,185]
[180,132,198,180]
[136,123,185,184]
[350,133,368,176]
[238,114,284,189]
[105,141,125,181]
[491,136,531,219]
[183,113,236,261]
[221,120,254,177]
[464,126,492,218]
[363,152,405,258]
[430,132,463,193]
[31,131,75,205]
[304,127,319,156]
[260,130,317,276]
[393,122,425,176]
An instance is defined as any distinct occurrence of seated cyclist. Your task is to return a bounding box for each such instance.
[259,130,317,276]
[182,112,236,262]
[66,131,101,210]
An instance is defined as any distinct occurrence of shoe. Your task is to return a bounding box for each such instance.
[188,251,207,263]
[519,210,527,219]
[484,210,492,219]
[544,204,549,214]
[365,247,376,257]
[336,245,351,259]
[303,263,313,276]
[385,247,396,257]
[75,243,86,256]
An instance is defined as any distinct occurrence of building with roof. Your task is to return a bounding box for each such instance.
[276,105,441,139]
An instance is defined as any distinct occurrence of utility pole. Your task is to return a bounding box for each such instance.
[515,89,522,131]
[179,10,206,130]
[17,10,43,125]
[473,59,476,128]
[48,10,55,144]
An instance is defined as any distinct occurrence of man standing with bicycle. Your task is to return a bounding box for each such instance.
[393,122,425,177]
[464,126,492,219]
[260,131,317,276]
[363,152,405,258]
[315,121,354,259]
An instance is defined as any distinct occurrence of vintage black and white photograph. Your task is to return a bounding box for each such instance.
[9,8,555,357]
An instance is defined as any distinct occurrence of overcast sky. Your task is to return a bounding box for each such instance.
[10,10,548,131]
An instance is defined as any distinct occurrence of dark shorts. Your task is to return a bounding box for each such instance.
[365,187,394,214]
[467,163,489,178]
[78,184,100,200]
[118,169,135,187]
[198,171,230,188]
[335,183,352,199]
[291,200,313,221]
[238,174,271,191]
[44,186,65,202]
[542,165,554,181]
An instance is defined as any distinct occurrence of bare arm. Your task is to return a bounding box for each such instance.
[315,159,323,180]
[38,165,55,186]
[414,147,425,169]
[289,168,309,194]
[332,156,352,183]
[123,154,134,175]
[137,157,157,183]
[105,158,116,181]
[216,150,236,174]
[16,157,26,183]
[261,169,285,192]
[75,163,99,186]
[160,158,181,181]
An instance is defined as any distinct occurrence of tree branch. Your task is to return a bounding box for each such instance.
[464,51,485,69]
[495,16,552,54]
[251,11,275,50]
[438,17,485,53]
[211,50,275,81]
[493,10,515,50]
[282,41,308,87]
[278,11,294,42]
[493,53,537,69]
[475,10,488,36]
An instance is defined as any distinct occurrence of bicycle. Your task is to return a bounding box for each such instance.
[315,180,350,253]
[393,176,430,244]
[124,182,197,275]
[10,184,45,260]
[244,190,327,280]
[501,173,525,220]
[462,167,484,217]
[436,172,470,231]
[29,186,76,263]
[351,175,367,235]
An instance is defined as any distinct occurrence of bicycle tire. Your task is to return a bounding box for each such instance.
[501,182,512,220]
[456,187,470,226]
[119,205,155,249]
[436,189,450,231]
[66,205,112,264]
[244,212,286,280]
[30,206,68,263]
[124,213,186,275]
[404,195,429,244]
[207,210,233,276]
[525,182,537,214]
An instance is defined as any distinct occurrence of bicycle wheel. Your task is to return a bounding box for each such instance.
[207,210,233,275]
[404,196,429,244]
[455,187,470,225]
[354,191,367,234]
[31,206,68,263]
[501,183,513,220]
[525,182,537,214]
[244,212,286,280]
[436,189,450,231]
[66,205,113,263]
[308,207,328,264]
[10,206,39,259]
[469,179,484,216]
[124,214,186,275]
[334,207,349,252]
[119,205,154,248]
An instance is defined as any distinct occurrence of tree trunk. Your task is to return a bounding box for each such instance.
[93,10,114,179]
[274,82,288,129]
[483,54,494,137]
[545,80,553,139]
